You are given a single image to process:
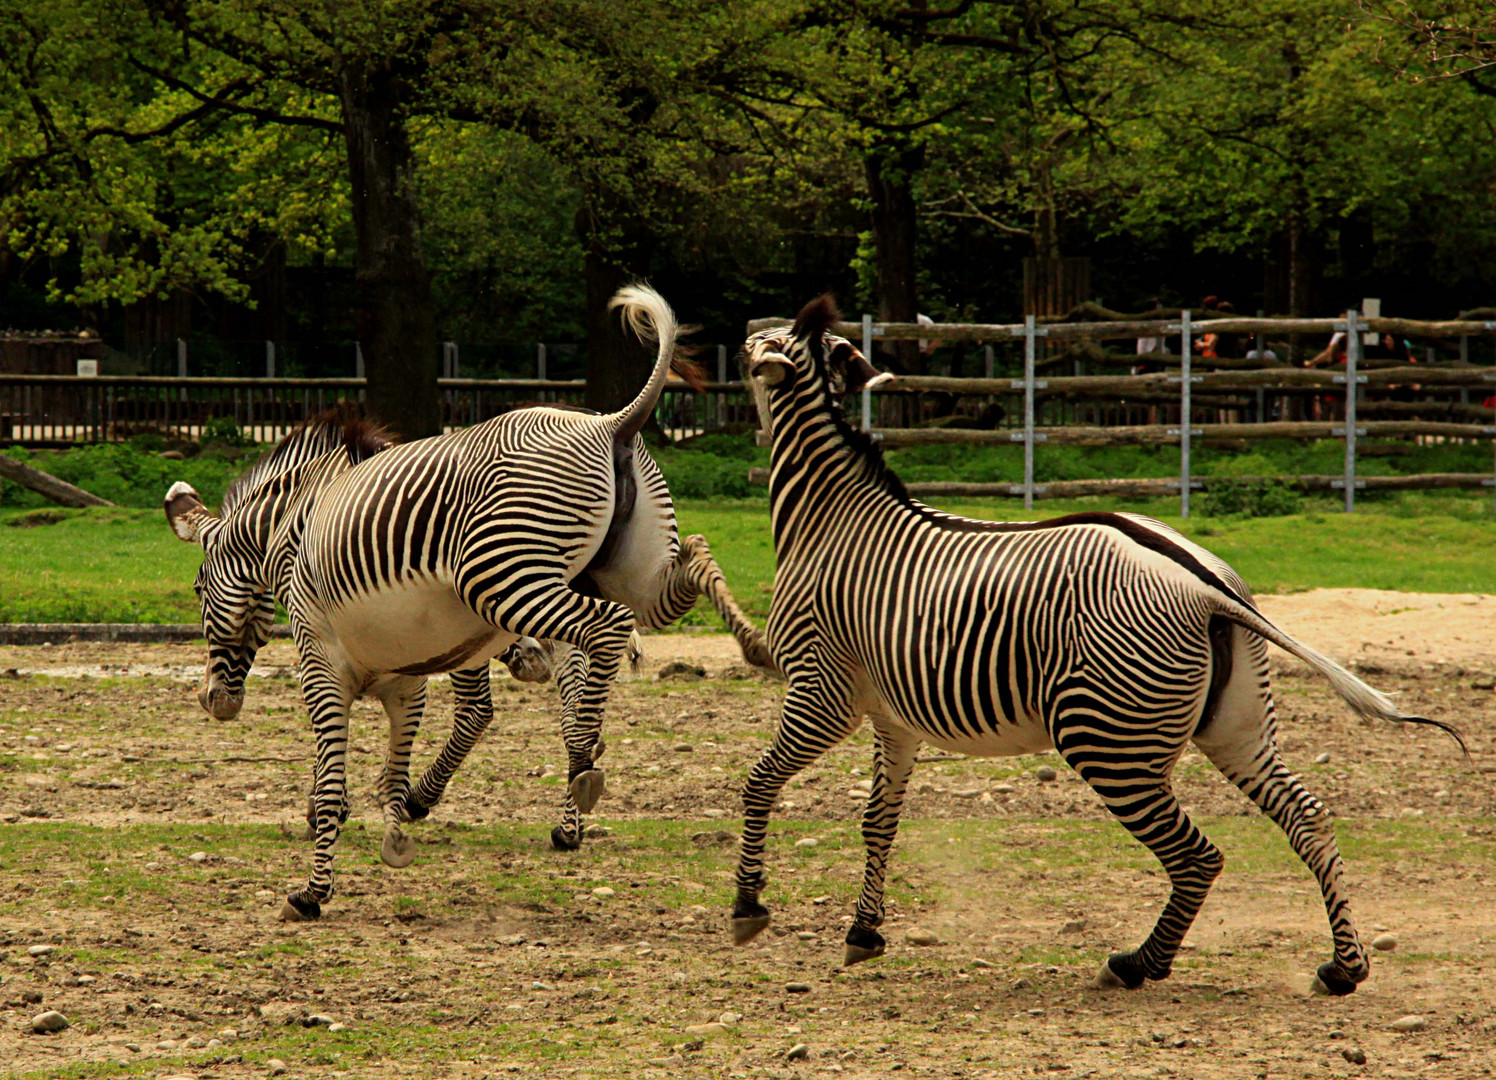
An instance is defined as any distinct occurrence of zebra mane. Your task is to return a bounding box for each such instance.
[219,409,392,518]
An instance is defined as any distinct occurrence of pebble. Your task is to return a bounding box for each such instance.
[268,1061,288,1077]
[30,1010,68,1033]
[531,981,552,991]
[1061,918,1086,933]
[125,1043,141,1052]
[1390,1014,1427,1033]
[786,1043,810,1060]
[684,1021,730,1037]
[1012,978,1033,991]
[659,661,706,681]
[673,743,695,753]
[185,1035,207,1047]
[157,1039,179,1050]
[951,788,985,800]
[1035,765,1058,782]
[796,931,818,940]
[785,982,811,993]
[499,934,526,946]
[328,1022,347,1033]
[1314,752,1331,764]
[1342,1047,1367,1065]
[187,851,208,863]
[27,945,55,957]
[719,1011,742,1024]
[972,958,994,969]
[993,783,1016,794]
[21,990,43,1004]
[304,1014,335,1026]
[593,886,616,899]
[812,895,832,905]
[218,1028,239,1040]
[75,975,95,985]
[1371,932,1397,952]
[906,928,940,946]
[794,837,819,848]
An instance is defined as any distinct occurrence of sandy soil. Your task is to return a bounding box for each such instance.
[0,590,1493,1078]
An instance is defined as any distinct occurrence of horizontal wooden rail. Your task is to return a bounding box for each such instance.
[871,420,1495,448]
[745,315,1496,343]
[745,468,1495,499]
[886,367,1496,394]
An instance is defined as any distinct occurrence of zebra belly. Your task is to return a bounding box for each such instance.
[855,670,1054,758]
[324,580,516,677]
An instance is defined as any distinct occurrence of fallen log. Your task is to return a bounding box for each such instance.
[0,455,114,507]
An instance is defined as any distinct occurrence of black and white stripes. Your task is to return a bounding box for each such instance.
[731,296,1461,995]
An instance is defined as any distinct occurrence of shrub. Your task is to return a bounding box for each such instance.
[1200,477,1301,518]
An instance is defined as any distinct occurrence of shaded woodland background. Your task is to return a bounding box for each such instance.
[3,1,1495,437]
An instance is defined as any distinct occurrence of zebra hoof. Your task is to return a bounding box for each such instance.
[568,769,607,814]
[401,794,431,822]
[550,826,582,852]
[1095,953,1146,990]
[279,895,321,923]
[733,915,771,946]
[843,925,885,966]
[381,829,417,868]
[1311,962,1360,997]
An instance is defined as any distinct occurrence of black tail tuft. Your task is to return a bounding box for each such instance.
[793,294,842,343]
[1401,714,1470,760]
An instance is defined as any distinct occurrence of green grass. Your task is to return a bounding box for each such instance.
[2,490,1493,623]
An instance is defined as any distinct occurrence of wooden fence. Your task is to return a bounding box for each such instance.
[0,375,758,447]
[744,311,1496,514]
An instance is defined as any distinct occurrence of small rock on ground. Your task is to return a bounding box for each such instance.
[785,982,811,993]
[30,1010,68,1033]
[1342,1047,1367,1065]
[786,1043,810,1060]
[972,958,994,969]
[719,1011,742,1024]
[658,661,706,681]
[268,1060,288,1077]
[1035,765,1058,781]
[1390,1015,1427,1033]
[593,886,616,899]
[794,837,818,848]
[27,945,54,957]
[906,928,940,946]
[1371,932,1397,952]
[684,1022,730,1037]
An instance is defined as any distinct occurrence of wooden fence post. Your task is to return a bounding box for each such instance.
[862,314,874,433]
[1010,316,1048,510]
[1169,311,1202,517]
[1335,310,1368,512]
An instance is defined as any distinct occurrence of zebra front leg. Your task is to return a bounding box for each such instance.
[845,719,921,966]
[733,675,861,945]
[549,643,599,851]
[403,665,494,823]
[374,675,428,869]
[282,647,356,922]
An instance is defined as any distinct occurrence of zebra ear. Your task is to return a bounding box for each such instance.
[750,350,795,388]
[164,481,216,544]
[834,342,893,394]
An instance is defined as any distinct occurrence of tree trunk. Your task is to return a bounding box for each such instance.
[338,61,440,441]
[865,140,926,375]
[578,196,658,421]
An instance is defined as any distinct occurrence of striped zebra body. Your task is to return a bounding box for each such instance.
[732,298,1463,995]
[167,286,770,920]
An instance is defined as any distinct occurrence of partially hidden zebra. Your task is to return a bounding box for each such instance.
[731,296,1464,996]
[165,285,767,920]
[165,409,765,855]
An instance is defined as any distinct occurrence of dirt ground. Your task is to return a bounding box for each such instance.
[0,590,1493,1079]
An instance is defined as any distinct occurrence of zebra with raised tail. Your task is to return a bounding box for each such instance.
[731,296,1464,996]
[166,286,768,918]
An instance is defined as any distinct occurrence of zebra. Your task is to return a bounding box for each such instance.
[164,286,769,920]
[730,296,1464,996]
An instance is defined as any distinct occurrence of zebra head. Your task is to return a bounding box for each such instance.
[745,295,892,405]
[164,480,270,720]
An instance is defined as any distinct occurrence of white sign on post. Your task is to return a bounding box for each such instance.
[76,359,98,377]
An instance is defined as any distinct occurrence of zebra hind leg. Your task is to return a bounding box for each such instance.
[845,719,921,966]
[1192,663,1370,995]
[550,643,593,851]
[733,677,861,946]
[1065,747,1224,989]
[403,665,495,824]
[374,676,428,869]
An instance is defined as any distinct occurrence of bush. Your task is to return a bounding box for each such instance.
[1200,477,1301,518]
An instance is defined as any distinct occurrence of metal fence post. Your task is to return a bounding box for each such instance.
[355,342,365,404]
[265,340,275,379]
[862,314,874,433]
[177,338,188,404]
[984,344,994,380]
[1008,316,1049,510]
[537,342,547,382]
[717,344,727,384]
[1180,311,1192,518]
[1334,310,1367,512]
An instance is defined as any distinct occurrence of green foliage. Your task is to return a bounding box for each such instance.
[199,416,252,447]
[0,442,245,511]
[1200,478,1302,519]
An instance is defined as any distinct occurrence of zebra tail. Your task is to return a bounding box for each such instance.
[1212,594,1469,757]
[607,284,680,441]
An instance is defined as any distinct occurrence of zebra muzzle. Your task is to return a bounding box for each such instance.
[199,684,245,721]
